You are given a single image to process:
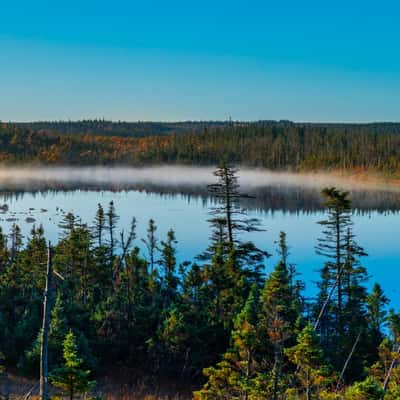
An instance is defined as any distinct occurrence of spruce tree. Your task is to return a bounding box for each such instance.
[9,223,23,262]
[315,188,368,375]
[259,253,301,400]
[285,323,331,400]
[194,285,260,400]
[367,283,389,349]
[92,203,106,247]
[344,376,384,400]
[0,227,9,273]
[106,200,119,257]
[142,218,159,273]
[160,229,179,308]
[50,331,95,400]
[207,163,264,253]
[315,187,352,319]
[58,212,76,238]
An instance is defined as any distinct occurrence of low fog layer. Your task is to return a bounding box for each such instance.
[0,166,398,192]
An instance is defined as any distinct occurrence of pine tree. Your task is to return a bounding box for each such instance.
[50,331,95,400]
[9,223,23,262]
[58,212,76,238]
[141,218,159,273]
[259,250,301,400]
[0,227,9,273]
[92,203,106,247]
[285,323,331,400]
[194,285,260,400]
[344,376,384,400]
[54,223,92,306]
[197,217,229,262]
[315,188,368,374]
[160,229,179,308]
[315,187,352,319]
[208,163,263,248]
[367,283,389,348]
[381,310,400,393]
[338,227,369,381]
[106,200,119,257]
[157,307,189,373]
[22,293,68,374]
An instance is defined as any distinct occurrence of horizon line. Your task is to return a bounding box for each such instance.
[3,119,400,125]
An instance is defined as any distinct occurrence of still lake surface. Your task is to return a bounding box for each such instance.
[0,167,399,308]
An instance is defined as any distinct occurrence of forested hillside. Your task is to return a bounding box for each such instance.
[1,121,400,174]
[0,166,399,399]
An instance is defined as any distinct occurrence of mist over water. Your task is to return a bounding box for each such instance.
[0,166,399,308]
[0,165,399,190]
[0,166,400,213]
[0,166,215,189]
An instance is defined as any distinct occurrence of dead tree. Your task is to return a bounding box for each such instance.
[40,242,53,400]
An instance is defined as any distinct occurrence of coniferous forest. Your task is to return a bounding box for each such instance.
[0,164,399,399]
[2,121,400,175]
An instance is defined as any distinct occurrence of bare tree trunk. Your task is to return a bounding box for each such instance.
[314,263,346,331]
[224,168,233,245]
[383,344,400,391]
[40,243,53,400]
[336,330,362,392]
[272,345,281,400]
[336,213,342,315]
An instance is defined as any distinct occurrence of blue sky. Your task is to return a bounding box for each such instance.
[0,0,399,122]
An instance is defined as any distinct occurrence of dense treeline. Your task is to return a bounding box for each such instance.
[1,121,400,173]
[0,165,399,399]
[11,120,228,138]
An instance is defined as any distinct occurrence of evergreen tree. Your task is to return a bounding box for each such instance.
[0,227,9,273]
[315,188,352,318]
[50,331,95,400]
[315,188,368,375]
[194,286,261,400]
[344,376,384,400]
[367,283,389,349]
[141,219,159,274]
[156,307,190,375]
[92,203,106,247]
[58,212,76,238]
[21,293,68,374]
[338,227,369,381]
[9,223,23,262]
[106,200,119,257]
[285,323,331,400]
[160,229,179,308]
[259,250,301,400]
[208,163,263,248]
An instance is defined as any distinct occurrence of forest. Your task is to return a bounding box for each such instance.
[0,164,399,399]
[11,120,228,138]
[1,121,400,174]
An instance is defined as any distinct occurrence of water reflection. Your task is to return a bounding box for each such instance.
[0,171,398,309]
[1,182,400,215]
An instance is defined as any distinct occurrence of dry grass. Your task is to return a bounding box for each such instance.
[1,371,194,400]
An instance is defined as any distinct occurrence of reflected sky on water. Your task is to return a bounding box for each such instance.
[0,167,399,309]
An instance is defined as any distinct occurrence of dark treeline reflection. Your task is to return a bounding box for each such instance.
[1,181,400,215]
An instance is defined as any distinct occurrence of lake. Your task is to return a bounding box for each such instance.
[0,166,399,309]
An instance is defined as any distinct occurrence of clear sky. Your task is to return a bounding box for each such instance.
[0,0,399,122]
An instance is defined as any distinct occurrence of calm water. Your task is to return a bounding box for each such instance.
[0,167,399,309]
